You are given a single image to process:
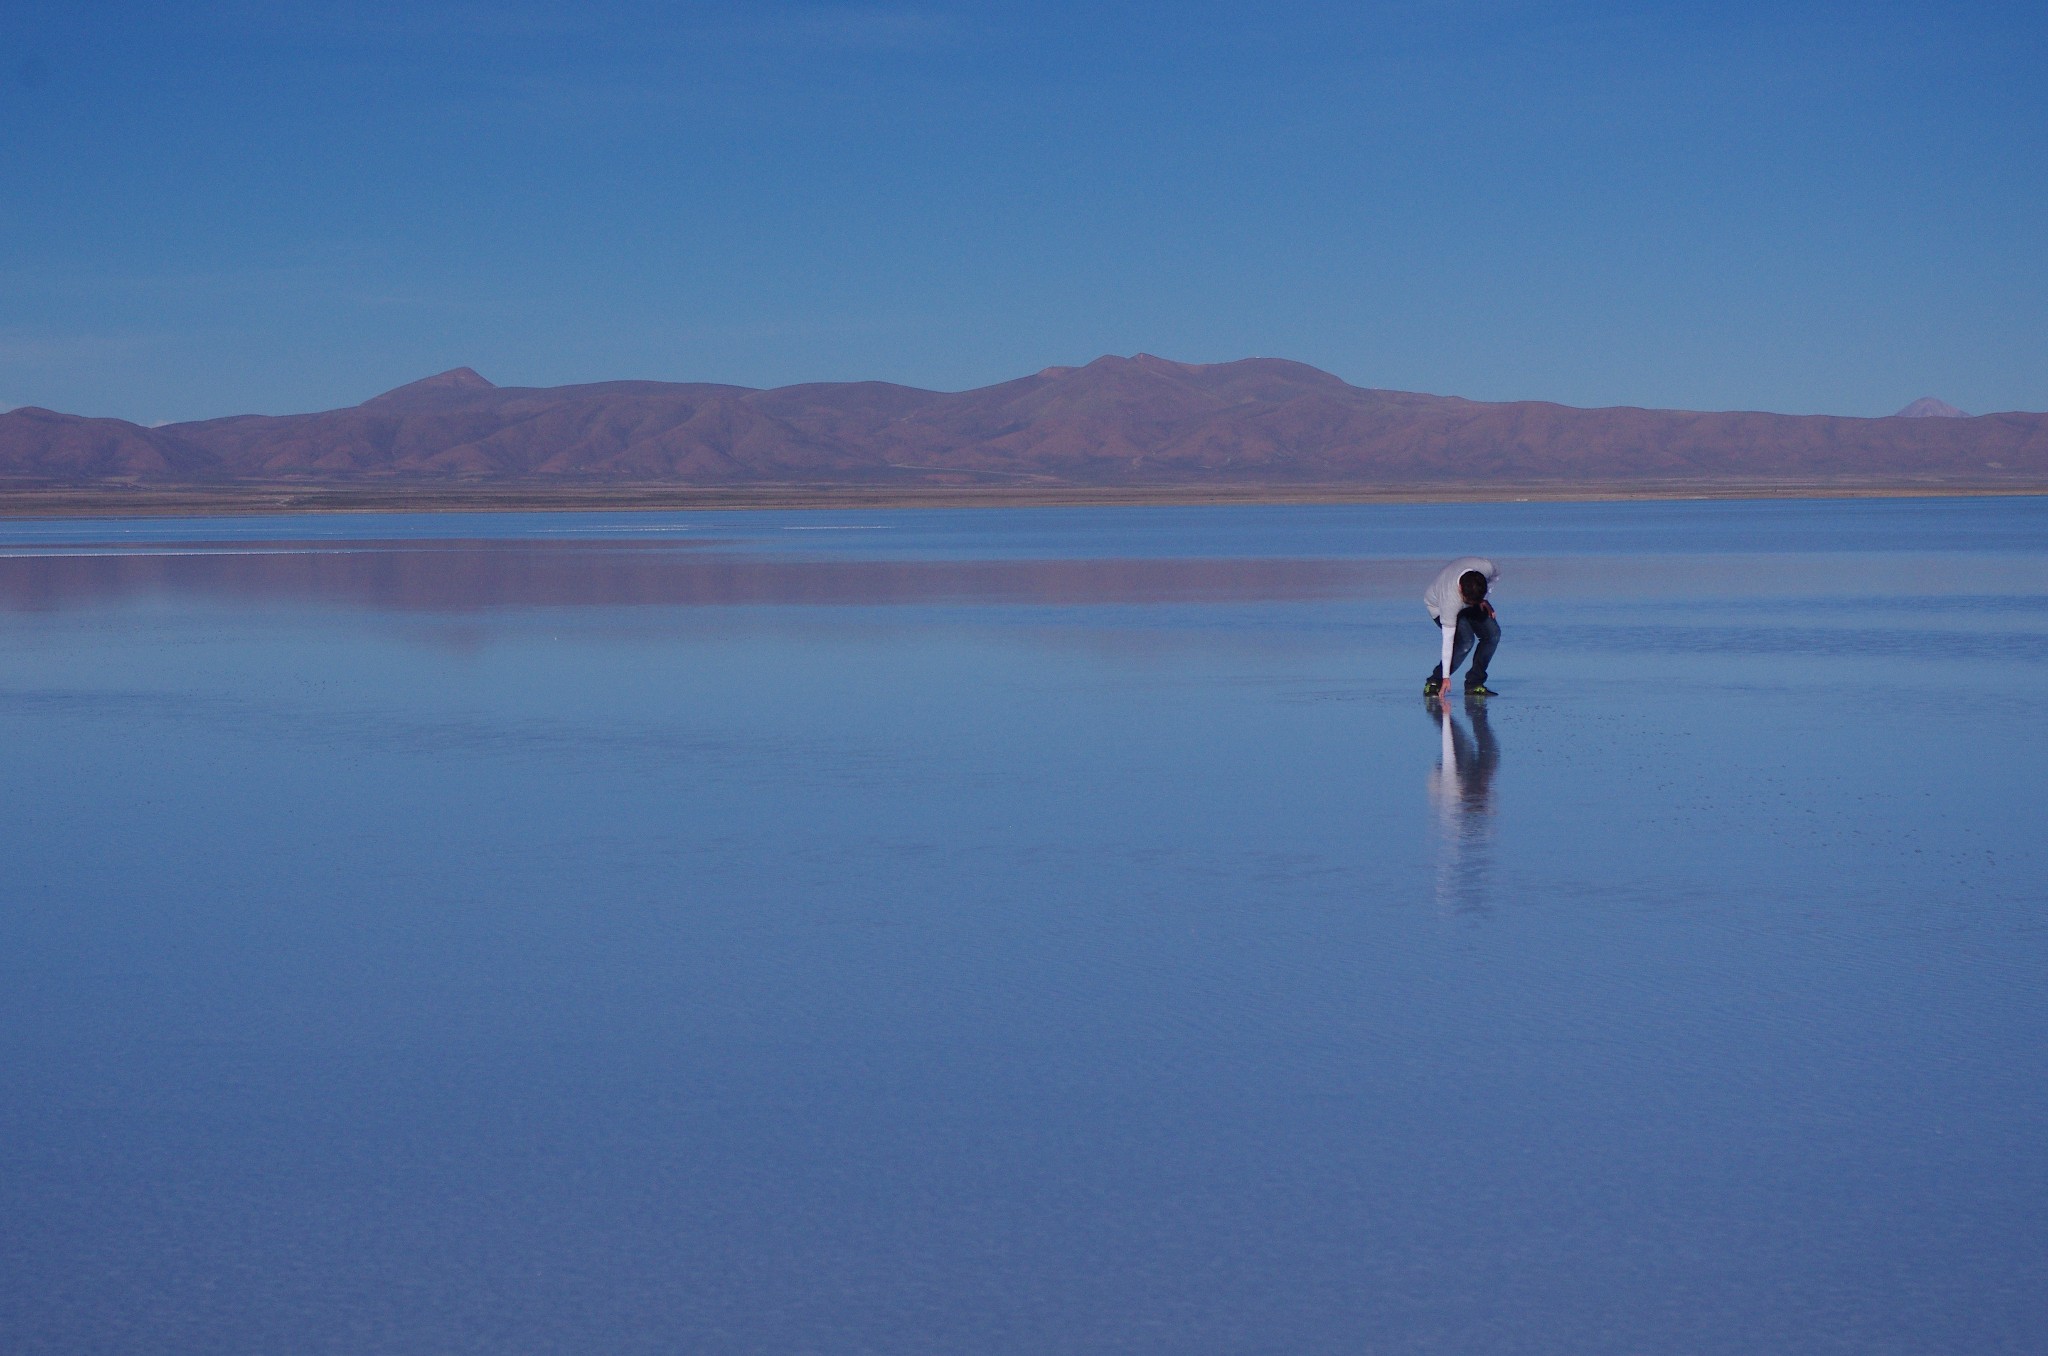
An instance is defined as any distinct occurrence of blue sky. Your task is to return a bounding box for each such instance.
[3,1,2043,423]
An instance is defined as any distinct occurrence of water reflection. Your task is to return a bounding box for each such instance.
[1428,693,1499,915]
[0,540,1395,612]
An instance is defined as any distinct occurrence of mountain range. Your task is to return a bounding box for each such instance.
[3,355,2042,490]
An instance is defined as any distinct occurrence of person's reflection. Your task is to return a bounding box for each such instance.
[1428,693,1499,914]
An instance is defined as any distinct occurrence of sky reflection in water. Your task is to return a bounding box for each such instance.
[1,500,2044,1355]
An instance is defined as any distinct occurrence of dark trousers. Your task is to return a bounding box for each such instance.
[1432,606,1500,686]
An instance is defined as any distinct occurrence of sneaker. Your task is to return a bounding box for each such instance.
[1464,684,1497,697]
[1423,676,1443,697]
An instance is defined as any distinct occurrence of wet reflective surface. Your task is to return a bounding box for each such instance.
[3,500,2045,1354]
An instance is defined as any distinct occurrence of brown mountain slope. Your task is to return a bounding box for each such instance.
[3,356,2044,488]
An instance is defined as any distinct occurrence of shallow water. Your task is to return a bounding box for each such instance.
[2,499,2044,1354]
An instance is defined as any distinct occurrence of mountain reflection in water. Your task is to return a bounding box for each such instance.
[0,540,1408,612]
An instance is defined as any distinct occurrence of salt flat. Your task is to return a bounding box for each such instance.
[2,499,2042,1354]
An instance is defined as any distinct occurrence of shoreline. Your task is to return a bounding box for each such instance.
[2,479,2045,518]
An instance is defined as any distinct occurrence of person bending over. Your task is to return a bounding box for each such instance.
[1423,557,1500,698]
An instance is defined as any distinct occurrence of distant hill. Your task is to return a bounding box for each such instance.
[1893,397,1969,418]
[3,355,2043,490]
